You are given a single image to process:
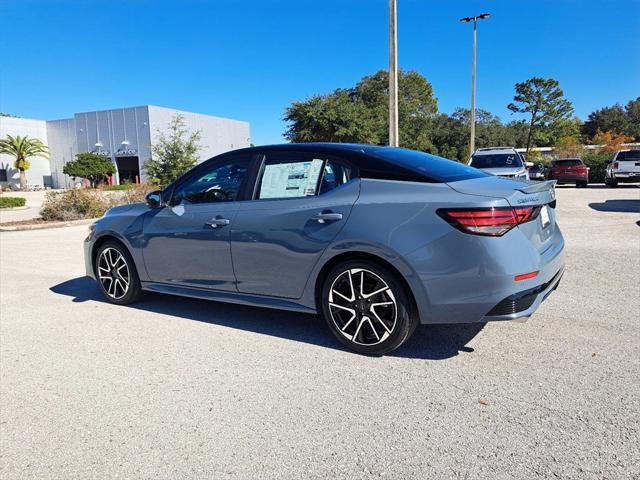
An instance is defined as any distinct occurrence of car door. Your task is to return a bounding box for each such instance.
[230,151,360,299]
[141,154,254,290]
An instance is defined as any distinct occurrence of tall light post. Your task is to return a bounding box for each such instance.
[389,0,399,147]
[460,13,490,158]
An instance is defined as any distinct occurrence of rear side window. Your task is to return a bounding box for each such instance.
[553,159,583,166]
[319,160,352,194]
[371,148,487,183]
[616,150,640,161]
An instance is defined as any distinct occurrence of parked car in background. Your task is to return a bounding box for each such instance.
[469,147,529,181]
[528,163,548,181]
[548,158,589,187]
[85,144,564,355]
[605,149,640,187]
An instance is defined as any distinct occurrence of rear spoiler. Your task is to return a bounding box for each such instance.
[515,180,557,194]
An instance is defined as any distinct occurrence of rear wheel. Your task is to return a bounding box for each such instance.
[321,260,418,355]
[95,241,143,305]
[577,181,588,188]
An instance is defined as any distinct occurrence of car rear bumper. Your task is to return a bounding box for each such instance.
[481,267,563,321]
[549,175,588,183]
[612,172,640,182]
[400,220,565,325]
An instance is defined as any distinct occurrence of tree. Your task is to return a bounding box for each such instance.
[554,136,583,158]
[507,77,574,154]
[63,152,116,187]
[591,129,635,153]
[625,97,640,140]
[0,135,49,190]
[582,104,630,138]
[284,70,438,151]
[144,114,201,185]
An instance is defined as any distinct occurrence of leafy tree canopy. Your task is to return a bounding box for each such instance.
[582,97,639,140]
[284,70,438,151]
[144,114,201,186]
[63,152,115,187]
[507,77,574,153]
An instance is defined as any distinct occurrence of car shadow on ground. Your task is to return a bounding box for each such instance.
[588,199,640,213]
[50,276,485,360]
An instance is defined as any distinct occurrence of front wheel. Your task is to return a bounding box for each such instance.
[321,260,418,355]
[95,241,143,305]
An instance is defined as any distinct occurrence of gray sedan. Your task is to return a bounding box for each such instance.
[85,144,564,355]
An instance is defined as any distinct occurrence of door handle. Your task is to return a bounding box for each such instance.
[206,217,230,228]
[311,212,343,223]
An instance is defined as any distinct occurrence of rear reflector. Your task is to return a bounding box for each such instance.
[514,271,539,281]
[437,206,540,237]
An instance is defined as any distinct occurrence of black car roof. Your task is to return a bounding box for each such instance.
[214,143,485,183]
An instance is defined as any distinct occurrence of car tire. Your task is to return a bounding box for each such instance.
[610,178,618,188]
[321,260,419,355]
[94,241,144,305]
[577,181,588,188]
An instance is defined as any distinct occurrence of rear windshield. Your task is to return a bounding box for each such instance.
[370,148,487,182]
[470,153,523,169]
[616,150,640,161]
[553,159,583,166]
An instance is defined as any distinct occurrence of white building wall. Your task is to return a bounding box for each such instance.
[0,116,52,189]
[147,106,251,175]
[46,118,77,188]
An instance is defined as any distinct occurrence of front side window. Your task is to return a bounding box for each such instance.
[256,153,326,200]
[172,158,251,205]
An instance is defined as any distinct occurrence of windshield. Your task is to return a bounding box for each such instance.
[617,150,640,161]
[553,159,583,166]
[470,153,523,169]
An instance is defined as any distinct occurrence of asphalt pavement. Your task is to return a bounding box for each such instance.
[1,186,639,479]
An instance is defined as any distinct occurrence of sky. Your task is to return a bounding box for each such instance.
[1,0,639,146]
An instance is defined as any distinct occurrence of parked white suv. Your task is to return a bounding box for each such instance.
[605,149,640,187]
[469,147,530,181]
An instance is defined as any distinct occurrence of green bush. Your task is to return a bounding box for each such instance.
[0,196,26,208]
[583,153,612,184]
[102,184,132,191]
[40,189,117,221]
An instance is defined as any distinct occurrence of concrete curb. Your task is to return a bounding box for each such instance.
[0,218,99,232]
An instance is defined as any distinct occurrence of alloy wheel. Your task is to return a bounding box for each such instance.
[328,268,398,346]
[97,247,130,300]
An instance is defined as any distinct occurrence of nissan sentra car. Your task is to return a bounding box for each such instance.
[85,143,564,355]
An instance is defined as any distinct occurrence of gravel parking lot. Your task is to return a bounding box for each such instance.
[1,186,639,479]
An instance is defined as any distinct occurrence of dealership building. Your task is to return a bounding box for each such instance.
[0,106,251,189]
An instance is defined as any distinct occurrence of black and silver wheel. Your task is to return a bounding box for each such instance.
[321,260,418,355]
[95,241,143,305]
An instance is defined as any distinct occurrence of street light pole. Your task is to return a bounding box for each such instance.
[460,13,490,158]
[389,0,399,147]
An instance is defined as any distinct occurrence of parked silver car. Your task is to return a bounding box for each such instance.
[469,147,530,181]
[85,144,564,355]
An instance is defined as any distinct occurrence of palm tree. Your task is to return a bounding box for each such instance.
[0,135,49,190]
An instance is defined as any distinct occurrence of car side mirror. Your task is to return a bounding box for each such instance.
[145,190,163,208]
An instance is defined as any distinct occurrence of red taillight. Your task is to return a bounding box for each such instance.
[613,161,619,169]
[437,206,540,237]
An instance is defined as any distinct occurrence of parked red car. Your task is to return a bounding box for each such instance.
[548,158,588,187]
